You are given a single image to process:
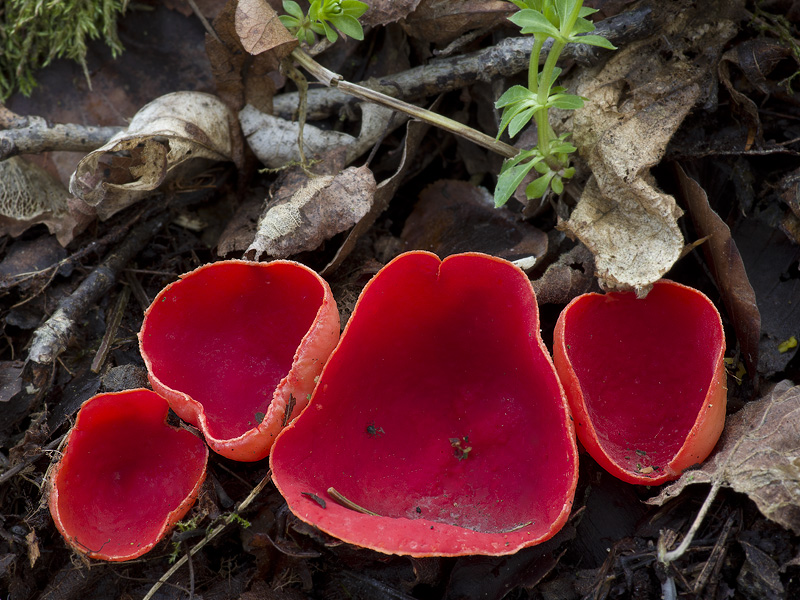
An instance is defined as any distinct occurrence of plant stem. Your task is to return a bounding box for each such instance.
[535,38,566,169]
[291,48,519,159]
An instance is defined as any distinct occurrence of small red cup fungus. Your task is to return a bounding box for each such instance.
[139,259,340,461]
[553,280,726,485]
[49,389,208,561]
[271,251,578,556]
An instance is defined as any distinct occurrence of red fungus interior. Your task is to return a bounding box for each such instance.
[273,253,575,546]
[52,390,206,558]
[561,282,724,468]
[141,262,324,439]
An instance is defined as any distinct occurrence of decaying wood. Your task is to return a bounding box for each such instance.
[27,213,167,366]
[0,113,123,161]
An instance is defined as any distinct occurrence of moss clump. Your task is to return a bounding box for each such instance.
[0,0,128,101]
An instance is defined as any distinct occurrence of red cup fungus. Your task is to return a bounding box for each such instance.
[553,280,726,485]
[139,259,340,461]
[270,251,578,556]
[48,389,208,561]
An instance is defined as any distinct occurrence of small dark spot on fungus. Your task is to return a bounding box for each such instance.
[302,492,326,508]
[366,421,384,437]
[450,436,473,460]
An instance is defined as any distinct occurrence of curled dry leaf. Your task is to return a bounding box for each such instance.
[235,0,297,59]
[248,165,376,259]
[563,11,740,294]
[676,165,760,378]
[531,244,596,305]
[0,157,89,245]
[648,381,800,535]
[69,92,234,220]
[240,103,398,169]
[401,0,515,45]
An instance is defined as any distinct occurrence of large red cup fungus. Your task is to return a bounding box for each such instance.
[553,280,726,485]
[49,389,208,561]
[271,251,578,556]
[139,259,340,461]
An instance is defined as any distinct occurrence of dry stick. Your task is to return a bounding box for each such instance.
[274,6,654,121]
[291,49,518,159]
[28,213,168,367]
[0,434,65,486]
[142,471,273,600]
[90,285,131,373]
[0,115,123,161]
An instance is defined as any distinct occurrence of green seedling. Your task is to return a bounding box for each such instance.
[494,0,616,207]
[280,0,368,44]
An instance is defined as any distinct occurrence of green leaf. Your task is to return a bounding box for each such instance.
[304,27,316,45]
[283,0,304,19]
[526,171,556,198]
[548,93,585,110]
[571,17,596,34]
[495,85,536,109]
[508,106,536,137]
[498,103,531,137]
[554,0,579,27]
[341,0,369,18]
[309,21,326,35]
[329,14,364,39]
[279,14,301,30]
[571,33,617,50]
[510,9,560,37]
[308,0,322,21]
[495,158,539,207]
[320,19,338,42]
[551,174,564,194]
[579,6,598,17]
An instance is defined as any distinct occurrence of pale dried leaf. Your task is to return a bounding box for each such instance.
[648,381,800,535]
[69,92,234,220]
[0,157,89,245]
[235,0,297,58]
[562,15,739,294]
[248,166,376,258]
[402,0,514,45]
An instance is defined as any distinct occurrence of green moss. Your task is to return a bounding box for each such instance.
[0,0,128,101]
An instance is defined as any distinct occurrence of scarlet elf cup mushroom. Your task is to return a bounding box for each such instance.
[139,259,340,461]
[48,390,208,561]
[553,280,726,485]
[270,251,579,556]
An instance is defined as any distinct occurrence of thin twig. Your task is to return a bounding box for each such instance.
[291,49,518,159]
[90,286,131,373]
[658,479,722,564]
[0,434,65,486]
[142,471,272,600]
[326,487,379,516]
[185,0,221,44]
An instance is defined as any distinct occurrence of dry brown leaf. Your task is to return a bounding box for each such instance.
[562,7,741,294]
[648,381,800,535]
[207,0,279,115]
[0,157,89,245]
[401,180,547,265]
[531,244,597,305]
[402,0,514,45]
[69,92,234,220]
[235,0,297,58]
[676,165,761,378]
[248,165,376,259]
[361,0,422,27]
